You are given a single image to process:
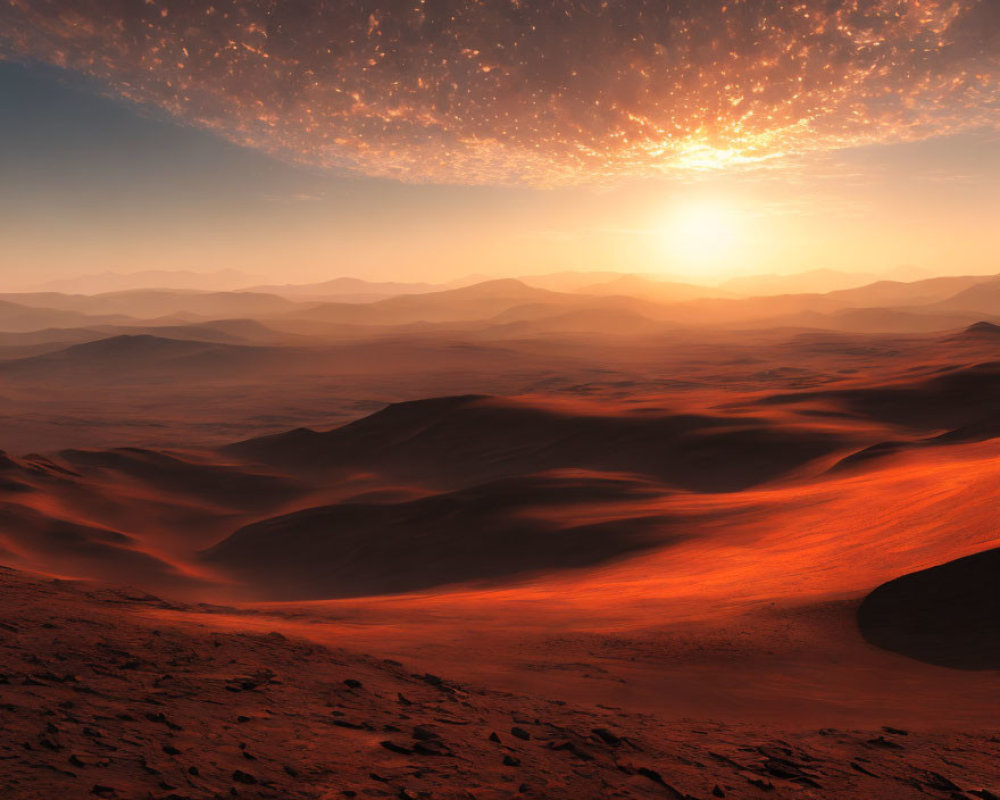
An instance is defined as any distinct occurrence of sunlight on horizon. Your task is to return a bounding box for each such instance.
[653,200,748,281]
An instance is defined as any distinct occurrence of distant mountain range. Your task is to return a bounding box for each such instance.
[0,272,998,342]
[25,269,261,294]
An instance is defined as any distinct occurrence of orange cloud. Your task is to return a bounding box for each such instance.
[1,0,996,185]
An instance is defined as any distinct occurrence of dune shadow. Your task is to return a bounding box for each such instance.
[204,473,679,600]
[857,547,1000,670]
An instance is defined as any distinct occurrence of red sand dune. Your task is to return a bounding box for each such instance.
[0,287,998,797]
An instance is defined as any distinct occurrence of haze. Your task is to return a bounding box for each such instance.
[0,4,998,800]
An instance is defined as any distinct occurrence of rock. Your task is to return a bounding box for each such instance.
[380,740,413,755]
[548,740,594,760]
[636,767,685,798]
[511,727,531,740]
[413,739,449,756]
[503,754,522,767]
[922,771,962,792]
[332,719,367,730]
[232,770,257,785]
[144,712,182,731]
[866,736,902,749]
[592,728,621,746]
[412,725,441,741]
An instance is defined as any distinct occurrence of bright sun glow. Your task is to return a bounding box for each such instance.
[656,201,744,279]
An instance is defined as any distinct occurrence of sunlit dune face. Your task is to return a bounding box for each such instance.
[656,201,744,279]
[0,0,996,186]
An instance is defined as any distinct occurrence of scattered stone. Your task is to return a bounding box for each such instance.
[548,740,594,760]
[413,725,441,741]
[922,771,962,792]
[592,728,622,746]
[636,767,685,798]
[866,736,902,749]
[413,739,449,756]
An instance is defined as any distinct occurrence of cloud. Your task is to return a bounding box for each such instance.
[1,0,997,186]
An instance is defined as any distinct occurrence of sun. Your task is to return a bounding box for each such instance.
[655,201,744,280]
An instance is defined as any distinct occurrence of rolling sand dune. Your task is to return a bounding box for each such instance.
[0,334,296,381]
[757,359,1000,430]
[58,447,304,512]
[0,299,126,332]
[0,503,195,589]
[0,286,998,797]
[205,473,672,599]
[859,547,1000,670]
[955,320,1000,339]
[932,276,1000,314]
[227,395,844,492]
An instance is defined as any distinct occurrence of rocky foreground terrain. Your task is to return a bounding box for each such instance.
[1,567,997,800]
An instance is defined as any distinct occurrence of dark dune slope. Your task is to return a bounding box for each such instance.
[761,360,1000,431]
[205,473,673,599]
[226,395,842,492]
[58,447,303,512]
[0,503,195,589]
[0,334,288,381]
[858,547,1000,670]
[955,320,1000,339]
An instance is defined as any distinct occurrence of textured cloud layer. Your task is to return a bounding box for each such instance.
[2,0,997,185]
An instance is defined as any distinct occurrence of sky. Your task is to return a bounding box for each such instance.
[0,0,997,288]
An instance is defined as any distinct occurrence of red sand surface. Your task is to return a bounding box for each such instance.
[0,310,998,797]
